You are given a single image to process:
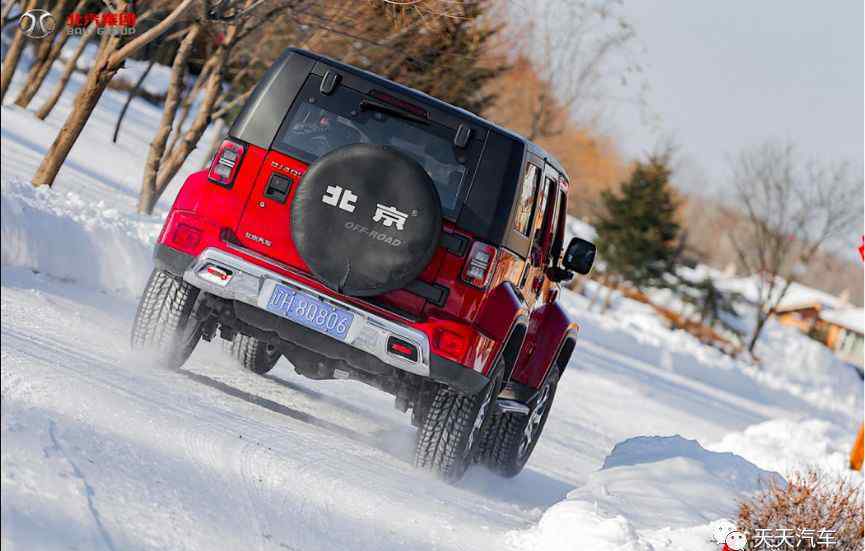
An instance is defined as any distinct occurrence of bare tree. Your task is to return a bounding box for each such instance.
[727,142,863,354]
[0,0,39,101]
[35,23,98,120]
[1,0,22,26]
[505,0,640,140]
[31,0,196,188]
[112,58,155,142]
[13,0,83,108]
[138,21,201,212]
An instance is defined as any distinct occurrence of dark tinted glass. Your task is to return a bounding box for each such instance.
[514,164,540,235]
[274,78,478,217]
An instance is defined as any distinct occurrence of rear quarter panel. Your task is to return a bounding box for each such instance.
[510,301,579,389]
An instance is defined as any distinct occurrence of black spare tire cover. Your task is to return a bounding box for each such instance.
[291,143,442,296]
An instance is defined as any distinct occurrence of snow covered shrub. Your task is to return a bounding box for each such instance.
[737,470,863,550]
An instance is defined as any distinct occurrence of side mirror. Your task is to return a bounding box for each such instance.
[562,237,596,275]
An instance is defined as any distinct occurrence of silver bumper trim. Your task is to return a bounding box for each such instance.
[183,248,430,376]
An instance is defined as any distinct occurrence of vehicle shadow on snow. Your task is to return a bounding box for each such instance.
[458,467,574,510]
[262,371,402,427]
[261,371,419,461]
[171,367,416,461]
[186,368,574,508]
[182,365,575,508]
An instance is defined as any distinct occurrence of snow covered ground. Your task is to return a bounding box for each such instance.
[2,41,862,551]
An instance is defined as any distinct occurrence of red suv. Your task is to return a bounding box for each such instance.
[132,48,596,482]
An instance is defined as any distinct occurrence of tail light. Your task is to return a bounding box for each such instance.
[462,242,497,288]
[171,223,201,252]
[207,140,245,187]
[434,328,470,362]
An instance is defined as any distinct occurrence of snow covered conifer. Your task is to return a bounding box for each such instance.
[594,154,681,291]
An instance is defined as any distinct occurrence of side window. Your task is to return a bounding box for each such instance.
[532,176,555,246]
[514,164,541,235]
[549,188,567,263]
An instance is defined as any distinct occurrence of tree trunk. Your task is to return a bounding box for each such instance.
[588,273,607,311]
[138,23,200,213]
[30,0,195,188]
[141,57,224,214]
[13,0,81,108]
[112,57,155,143]
[1,0,21,27]
[200,118,225,170]
[14,31,71,108]
[35,24,96,120]
[600,279,618,314]
[0,0,39,101]
[747,311,769,354]
[140,24,240,214]
[166,60,213,153]
[31,52,120,187]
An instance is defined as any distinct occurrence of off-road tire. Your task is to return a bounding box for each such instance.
[131,269,202,369]
[224,334,281,375]
[414,370,503,483]
[478,370,560,478]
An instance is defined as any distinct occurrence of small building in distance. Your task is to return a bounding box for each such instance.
[818,308,864,371]
[774,288,864,372]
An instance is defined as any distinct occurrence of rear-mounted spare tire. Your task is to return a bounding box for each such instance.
[291,143,442,297]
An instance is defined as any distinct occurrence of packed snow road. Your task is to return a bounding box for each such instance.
[2,270,549,550]
[6,264,850,551]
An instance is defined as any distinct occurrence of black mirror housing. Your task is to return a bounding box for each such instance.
[562,237,596,275]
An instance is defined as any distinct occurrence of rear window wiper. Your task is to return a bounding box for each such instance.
[360,98,429,125]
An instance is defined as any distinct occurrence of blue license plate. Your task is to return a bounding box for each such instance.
[264,283,354,341]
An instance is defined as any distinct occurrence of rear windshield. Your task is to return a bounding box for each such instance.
[273,77,477,217]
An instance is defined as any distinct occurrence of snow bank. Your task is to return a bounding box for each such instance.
[509,500,652,551]
[752,321,863,413]
[709,418,861,481]
[1,180,159,296]
[509,436,781,551]
[560,287,863,421]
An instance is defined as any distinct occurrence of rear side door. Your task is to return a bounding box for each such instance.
[518,165,558,309]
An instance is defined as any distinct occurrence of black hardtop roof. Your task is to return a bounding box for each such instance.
[286,48,569,182]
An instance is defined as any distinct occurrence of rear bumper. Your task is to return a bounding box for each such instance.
[155,244,488,394]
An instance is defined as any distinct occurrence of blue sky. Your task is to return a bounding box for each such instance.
[603,1,863,195]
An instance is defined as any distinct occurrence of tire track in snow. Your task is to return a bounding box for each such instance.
[3,326,395,458]
[46,420,117,551]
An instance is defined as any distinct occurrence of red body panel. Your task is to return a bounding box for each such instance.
[160,141,580,387]
[159,169,497,369]
[234,150,311,273]
[510,301,580,388]
[475,283,527,342]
